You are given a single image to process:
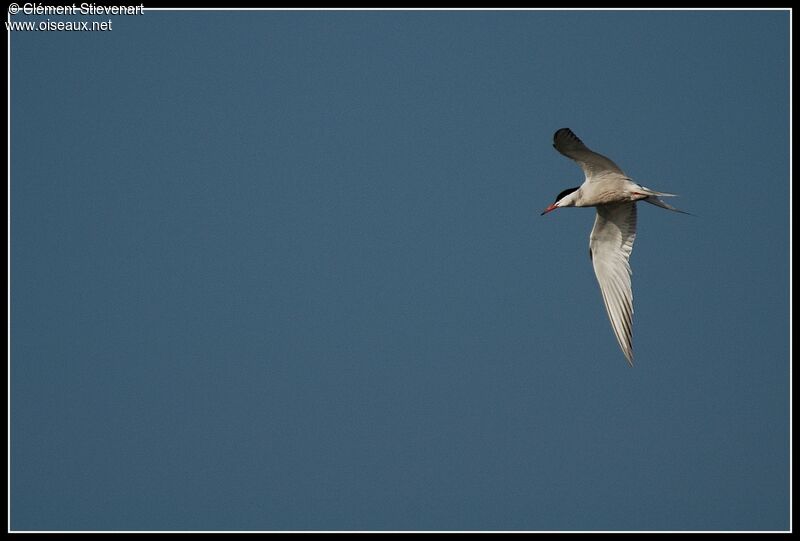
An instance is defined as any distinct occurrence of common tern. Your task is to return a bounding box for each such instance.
[541,128,687,365]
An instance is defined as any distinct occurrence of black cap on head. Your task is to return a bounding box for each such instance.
[554,187,579,203]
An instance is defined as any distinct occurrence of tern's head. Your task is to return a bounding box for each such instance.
[541,187,580,215]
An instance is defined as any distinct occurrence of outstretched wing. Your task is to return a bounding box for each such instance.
[554,128,626,179]
[589,202,637,365]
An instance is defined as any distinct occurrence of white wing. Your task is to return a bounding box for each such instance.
[589,202,636,365]
[553,128,626,179]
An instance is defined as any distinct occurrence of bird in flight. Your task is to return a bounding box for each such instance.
[541,128,688,365]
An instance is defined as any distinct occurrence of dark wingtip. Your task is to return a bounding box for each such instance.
[554,127,574,138]
[553,127,570,142]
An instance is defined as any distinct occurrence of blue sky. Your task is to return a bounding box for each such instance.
[10,9,789,532]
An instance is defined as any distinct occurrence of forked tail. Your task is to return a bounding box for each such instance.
[637,185,693,215]
[643,195,693,215]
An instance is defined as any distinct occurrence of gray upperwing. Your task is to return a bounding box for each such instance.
[553,128,626,179]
